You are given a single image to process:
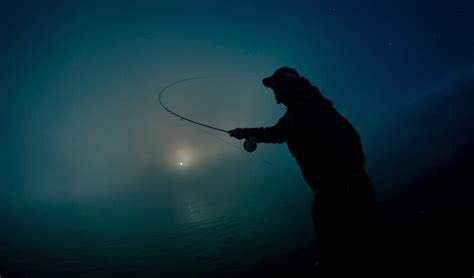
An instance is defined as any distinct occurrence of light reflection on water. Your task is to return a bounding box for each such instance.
[1,184,315,277]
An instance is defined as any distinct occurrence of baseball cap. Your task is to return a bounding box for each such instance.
[262,67,300,88]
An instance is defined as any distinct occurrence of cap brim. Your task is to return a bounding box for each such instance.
[262,76,274,88]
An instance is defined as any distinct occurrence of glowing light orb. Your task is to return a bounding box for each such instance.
[170,147,195,169]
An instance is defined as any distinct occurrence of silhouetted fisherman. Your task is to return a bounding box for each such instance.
[229,67,376,277]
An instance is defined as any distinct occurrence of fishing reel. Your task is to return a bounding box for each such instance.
[243,137,257,152]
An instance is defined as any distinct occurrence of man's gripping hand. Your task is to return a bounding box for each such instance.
[228,128,250,140]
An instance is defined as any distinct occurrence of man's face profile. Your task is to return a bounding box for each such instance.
[272,87,286,105]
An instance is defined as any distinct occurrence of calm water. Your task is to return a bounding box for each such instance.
[1,176,316,277]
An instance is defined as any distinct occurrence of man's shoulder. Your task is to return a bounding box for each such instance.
[291,94,324,112]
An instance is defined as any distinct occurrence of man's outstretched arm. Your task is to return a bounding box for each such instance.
[228,116,289,144]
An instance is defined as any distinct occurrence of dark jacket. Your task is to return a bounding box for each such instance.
[248,84,366,192]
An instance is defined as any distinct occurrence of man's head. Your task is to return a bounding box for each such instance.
[262,67,301,105]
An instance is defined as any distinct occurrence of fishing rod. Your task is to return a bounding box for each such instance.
[157,76,258,152]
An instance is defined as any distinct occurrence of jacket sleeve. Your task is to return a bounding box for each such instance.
[246,114,291,144]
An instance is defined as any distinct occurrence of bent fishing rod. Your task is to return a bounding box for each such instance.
[158,77,257,152]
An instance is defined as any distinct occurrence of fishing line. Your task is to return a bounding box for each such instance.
[158,76,230,133]
[158,76,260,154]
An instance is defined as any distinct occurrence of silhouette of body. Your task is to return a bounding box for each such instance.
[229,67,376,277]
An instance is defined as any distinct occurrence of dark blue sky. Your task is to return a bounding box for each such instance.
[1,0,473,201]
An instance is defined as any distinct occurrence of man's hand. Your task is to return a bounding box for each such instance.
[228,128,249,140]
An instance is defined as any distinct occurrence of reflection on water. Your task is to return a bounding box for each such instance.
[1,181,315,277]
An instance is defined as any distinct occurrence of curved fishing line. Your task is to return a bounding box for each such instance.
[157,76,274,167]
[158,76,230,133]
